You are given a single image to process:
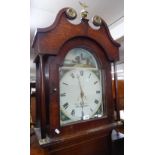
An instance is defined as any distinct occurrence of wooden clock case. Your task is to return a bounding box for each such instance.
[32,8,120,155]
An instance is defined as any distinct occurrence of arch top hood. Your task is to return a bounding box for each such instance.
[32,7,120,61]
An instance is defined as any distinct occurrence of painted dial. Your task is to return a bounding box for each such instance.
[59,48,104,125]
[60,68,102,123]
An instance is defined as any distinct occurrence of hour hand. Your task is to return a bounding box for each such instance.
[77,75,84,97]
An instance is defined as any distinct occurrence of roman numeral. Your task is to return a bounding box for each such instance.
[60,93,66,97]
[94,81,98,85]
[90,108,93,112]
[96,90,100,94]
[94,99,99,104]
[63,102,69,109]
[63,82,68,85]
[71,73,75,78]
[89,73,91,78]
[71,109,75,116]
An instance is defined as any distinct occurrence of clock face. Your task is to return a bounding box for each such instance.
[59,48,104,125]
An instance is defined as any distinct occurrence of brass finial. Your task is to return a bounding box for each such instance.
[79,1,88,19]
[65,8,77,20]
[92,15,103,26]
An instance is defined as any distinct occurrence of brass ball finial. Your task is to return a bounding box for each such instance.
[65,8,77,20]
[92,15,103,26]
[79,1,88,19]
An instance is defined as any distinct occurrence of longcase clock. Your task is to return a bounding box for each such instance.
[32,7,120,155]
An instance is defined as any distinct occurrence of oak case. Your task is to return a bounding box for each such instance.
[32,8,120,155]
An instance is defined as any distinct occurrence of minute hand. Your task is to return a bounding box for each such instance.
[77,75,85,103]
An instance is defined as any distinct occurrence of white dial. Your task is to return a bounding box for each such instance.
[60,68,103,124]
